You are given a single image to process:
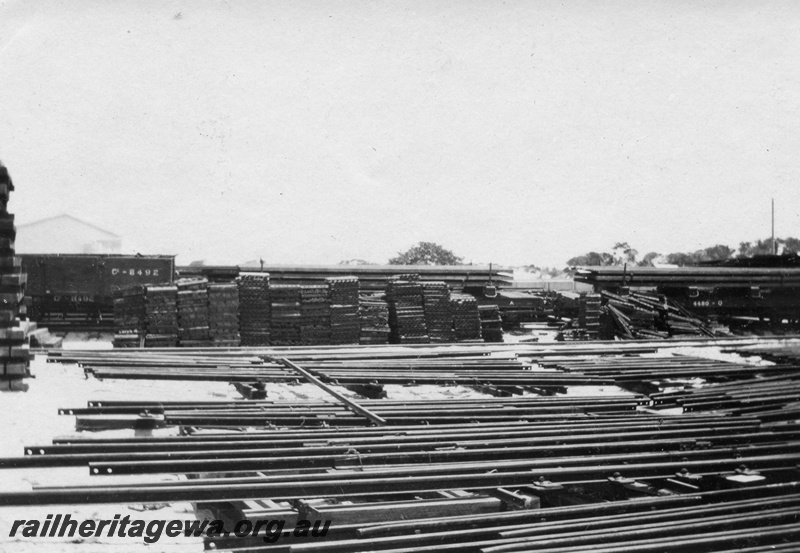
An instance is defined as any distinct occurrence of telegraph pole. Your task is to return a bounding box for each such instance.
[772,198,776,255]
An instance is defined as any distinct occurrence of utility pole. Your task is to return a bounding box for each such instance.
[772,198,776,255]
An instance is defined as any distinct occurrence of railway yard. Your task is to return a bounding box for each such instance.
[2,171,800,551]
[4,1,800,551]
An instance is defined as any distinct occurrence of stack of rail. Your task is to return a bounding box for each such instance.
[602,289,714,339]
[176,278,211,346]
[51,348,616,396]
[358,293,390,344]
[0,163,31,387]
[451,293,483,341]
[207,283,240,346]
[269,285,302,346]
[181,263,512,292]
[4,391,800,552]
[575,265,800,288]
[422,281,454,343]
[237,272,270,346]
[652,376,800,422]
[142,285,178,347]
[386,275,429,344]
[327,277,360,345]
[536,353,800,387]
[299,285,330,346]
[479,304,504,342]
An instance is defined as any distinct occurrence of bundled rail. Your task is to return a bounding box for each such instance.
[602,289,715,339]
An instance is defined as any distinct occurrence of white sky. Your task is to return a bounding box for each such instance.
[1,0,799,267]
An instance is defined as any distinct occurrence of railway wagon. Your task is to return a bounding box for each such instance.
[20,254,175,330]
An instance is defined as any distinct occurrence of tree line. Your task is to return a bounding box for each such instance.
[567,237,800,267]
[341,237,800,271]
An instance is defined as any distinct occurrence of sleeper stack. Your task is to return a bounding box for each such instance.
[358,293,390,344]
[208,283,240,346]
[270,285,302,346]
[421,281,454,343]
[299,285,330,345]
[0,163,32,387]
[112,287,145,347]
[176,278,211,347]
[451,293,483,341]
[478,304,504,342]
[327,277,359,345]
[237,272,270,346]
[386,275,429,344]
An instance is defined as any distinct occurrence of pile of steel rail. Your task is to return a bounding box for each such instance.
[575,265,800,288]
[179,263,512,292]
[48,349,612,391]
[5,337,800,550]
[602,289,715,339]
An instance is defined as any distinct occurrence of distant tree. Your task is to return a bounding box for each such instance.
[783,237,800,254]
[739,239,774,257]
[665,252,695,266]
[566,251,615,267]
[700,244,735,261]
[638,252,661,267]
[664,244,735,266]
[612,242,638,265]
[388,242,463,265]
[567,242,639,267]
[738,237,800,257]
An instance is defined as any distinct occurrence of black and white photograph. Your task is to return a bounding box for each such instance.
[1,1,800,551]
